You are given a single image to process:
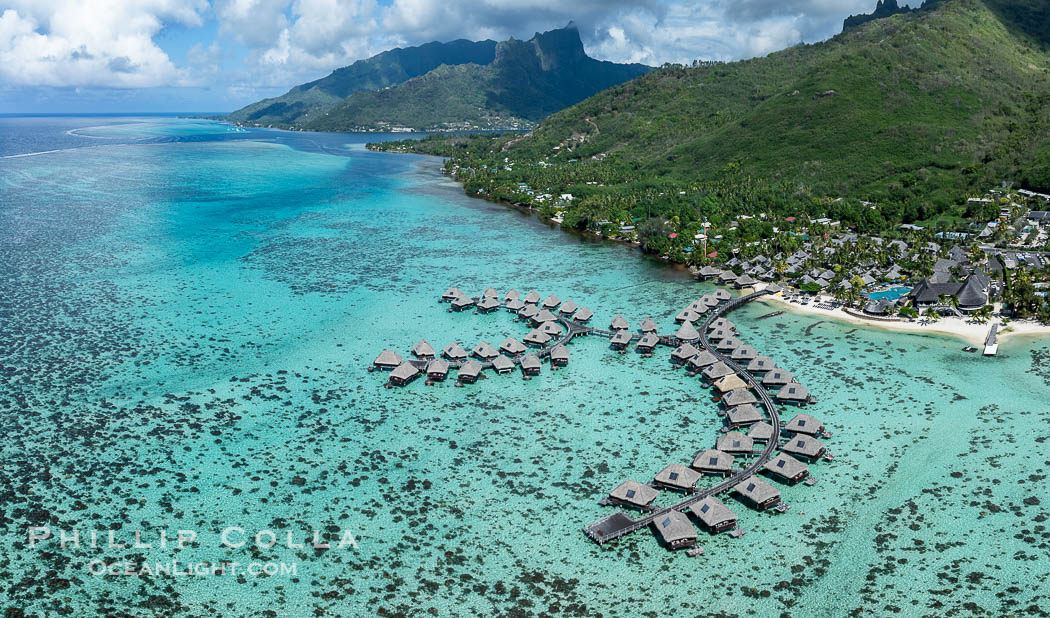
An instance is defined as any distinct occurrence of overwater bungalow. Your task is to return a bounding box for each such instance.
[708,318,734,331]
[451,295,476,311]
[776,383,811,405]
[746,356,776,373]
[748,421,776,443]
[713,289,732,302]
[639,318,659,333]
[500,337,527,356]
[653,510,698,550]
[713,374,748,393]
[636,334,660,353]
[550,345,570,366]
[610,315,630,331]
[482,287,499,299]
[781,436,826,460]
[524,328,552,347]
[689,496,737,533]
[443,342,468,361]
[687,301,707,313]
[389,362,421,386]
[505,298,526,312]
[733,476,781,511]
[559,300,579,315]
[610,330,633,349]
[726,403,764,427]
[730,345,758,362]
[707,327,735,341]
[442,287,463,301]
[653,463,701,492]
[722,388,758,407]
[426,359,450,381]
[691,449,734,476]
[572,307,594,323]
[698,265,722,280]
[676,321,701,343]
[520,354,542,376]
[688,350,719,370]
[532,309,559,325]
[675,309,702,323]
[702,362,734,381]
[523,291,541,304]
[518,304,540,320]
[716,337,742,352]
[472,341,499,360]
[671,343,700,363]
[609,480,659,510]
[719,270,739,285]
[477,297,500,312]
[763,453,809,485]
[504,289,520,303]
[784,413,824,436]
[762,369,794,387]
[479,352,509,374]
[541,294,562,309]
[765,283,783,294]
[457,360,483,384]
[412,339,436,359]
[539,321,563,335]
[717,431,754,456]
[374,349,403,370]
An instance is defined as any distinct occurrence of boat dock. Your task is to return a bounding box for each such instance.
[984,323,999,356]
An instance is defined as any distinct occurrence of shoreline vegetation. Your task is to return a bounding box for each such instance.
[394,151,1050,348]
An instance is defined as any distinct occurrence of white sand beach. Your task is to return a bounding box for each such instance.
[754,287,1050,348]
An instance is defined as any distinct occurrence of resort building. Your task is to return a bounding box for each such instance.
[610,330,633,349]
[676,321,701,343]
[722,388,758,407]
[442,287,463,301]
[499,337,527,356]
[691,449,734,476]
[457,360,483,384]
[713,374,749,394]
[762,369,794,387]
[472,341,499,360]
[609,480,659,510]
[572,307,594,322]
[776,383,811,405]
[733,476,781,510]
[374,350,403,370]
[746,356,776,373]
[730,345,758,362]
[520,354,542,376]
[491,355,514,374]
[716,431,754,456]
[477,297,500,312]
[523,291,541,304]
[559,300,579,315]
[443,342,468,361]
[671,343,700,363]
[523,328,552,347]
[504,289,520,303]
[505,299,526,312]
[762,453,809,485]
[653,463,701,492]
[784,413,824,436]
[451,295,475,311]
[412,339,436,359]
[389,362,421,386]
[653,510,698,550]
[639,318,659,333]
[702,361,734,381]
[550,345,570,367]
[610,315,630,331]
[541,294,562,309]
[716,337,742,352]
[689,496,737,533]
[688,350,719,370]
[748,422,776,443]
[780,436,827,461]
[426,359,450,381]
[636,334,660,353]
[726,404,764,427]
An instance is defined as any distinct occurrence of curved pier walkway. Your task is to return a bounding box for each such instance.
[583,290,781,544]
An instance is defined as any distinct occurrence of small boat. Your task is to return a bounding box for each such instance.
[687,547,705,557]
[962,346,978,353]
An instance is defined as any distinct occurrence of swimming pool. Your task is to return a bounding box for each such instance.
[866,286,912,301]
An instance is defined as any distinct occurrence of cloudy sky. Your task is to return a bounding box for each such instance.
[0,0,911,113]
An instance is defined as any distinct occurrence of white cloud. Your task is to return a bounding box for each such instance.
[0,0,207,88]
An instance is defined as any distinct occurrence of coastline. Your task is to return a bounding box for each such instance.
[754,286,1050,347]
[388,140,1050,350]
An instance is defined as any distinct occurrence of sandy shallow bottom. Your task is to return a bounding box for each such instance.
[1,118,1049,617]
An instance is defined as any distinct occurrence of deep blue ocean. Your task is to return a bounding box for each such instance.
[1,116,1049,617]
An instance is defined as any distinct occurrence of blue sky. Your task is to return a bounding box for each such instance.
[0,0,911,114]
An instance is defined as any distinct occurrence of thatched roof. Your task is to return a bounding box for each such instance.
[520,354,542,371]
[505,299,526,311]
[675,309,702,323]
[524,329,552,346]
[637,334,660,349]
[609,480,658,506]
[716,337,742,351]
[784,413,823,435]
[781,436,826,459]
[717,431,754,454]
[692,449,734,473]
[639,318,659,333]
[764,453,808,480]
[443,342,468,360]
[610,315,630,331]
[762,369,794,386]
[726,404,763,426]
[729,345,758,361]
[654,510,697,545]
[654,463,701,489]
[504,289,520,302]
[533,309,559,324]
[374,349,403,367]
[413,339,436,357]
[688,350,719,368]
[477,297,500,311]
[482,287,499,299]
[676,321,700,342]
[523,290,541,304]
[559,300,579,315]
[572,307,594,322]
[610,330,633,346]
[671,343,700,362]
[722,388,758,407]
[689,496,737,528]
[426,359,449,376]
[500,337,527,356]
[777,383,810,402]
[748,422,775,442]
[442,287,462,300]
[702,362,734,380]
[472,341,498,359]
[451,295,475,309]
[713,374,749,393]
[458,360,483,378]
[550,345,570,361]
[390,362,420,381]
[733,476,780,505]
[746,356,776,372]
[541,294,562,308]
[491,355,514,372]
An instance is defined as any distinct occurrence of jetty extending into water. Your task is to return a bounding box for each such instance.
[984,323,999,356]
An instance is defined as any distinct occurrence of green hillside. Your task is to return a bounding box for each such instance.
[376,0,1050,231]
[305,26,652,132]
[227,39,498,126]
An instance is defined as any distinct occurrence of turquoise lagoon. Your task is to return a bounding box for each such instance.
[1,117,1049,617]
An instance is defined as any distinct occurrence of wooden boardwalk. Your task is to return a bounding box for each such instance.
[582,290,783,544]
